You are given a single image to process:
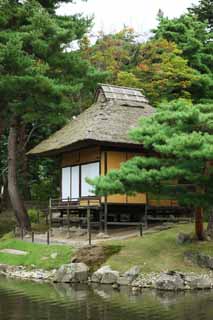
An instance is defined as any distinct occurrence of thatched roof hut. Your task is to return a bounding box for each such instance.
[28,84,154,156]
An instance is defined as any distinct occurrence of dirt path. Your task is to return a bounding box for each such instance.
[22,224,175,248]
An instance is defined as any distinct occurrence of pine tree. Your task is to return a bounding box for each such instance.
[91,100,213,240]
[189,0,213,31]
[0,0,105,229]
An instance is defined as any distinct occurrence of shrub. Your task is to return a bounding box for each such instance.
[28,208,42,224]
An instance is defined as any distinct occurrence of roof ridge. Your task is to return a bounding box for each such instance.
[98,83,144,92]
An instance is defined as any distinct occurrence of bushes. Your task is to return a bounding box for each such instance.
[27,208,43,224]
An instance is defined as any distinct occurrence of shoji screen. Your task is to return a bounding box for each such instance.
[81,162,99,197]
[62,167,71,200]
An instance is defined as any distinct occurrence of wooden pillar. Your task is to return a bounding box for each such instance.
[99,206,103,232]
[87,207,91,246]
[48,198,52,232]
[67,197,70,231]
[104,200,108,234]
[144,204,148,229]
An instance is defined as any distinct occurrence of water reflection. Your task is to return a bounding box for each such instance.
[0,277,213,320]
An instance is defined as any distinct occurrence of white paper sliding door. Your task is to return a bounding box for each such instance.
[62,167,71,200]
[81,162,100,197]
[71,166,80,199]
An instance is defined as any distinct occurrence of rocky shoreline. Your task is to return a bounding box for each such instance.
[1,263,213,292]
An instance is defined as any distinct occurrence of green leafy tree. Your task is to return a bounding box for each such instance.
[154,14,213,76]
[91,100,213,240]
[189,0,213,30]
[133,39,200,105]
[0,0,105,229]
[80,28,139,82]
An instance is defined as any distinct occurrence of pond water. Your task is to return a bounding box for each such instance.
[0,277,213,320]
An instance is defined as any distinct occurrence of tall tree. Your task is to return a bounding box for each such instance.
[0,0,105,229]
[91,100,213,240]
[189,0,213,30]
[80,28,139,82]
[133,39,201,105]
[154,14,213,77]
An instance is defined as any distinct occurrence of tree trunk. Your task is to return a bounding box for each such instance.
[8,119,31,230]
[195,207,204,240]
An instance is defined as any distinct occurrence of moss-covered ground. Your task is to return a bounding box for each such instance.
[0,238,74,270]
[104,223,213,273]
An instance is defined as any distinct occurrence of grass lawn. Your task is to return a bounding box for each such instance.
[104,223,213,274]
[0,238,74,270]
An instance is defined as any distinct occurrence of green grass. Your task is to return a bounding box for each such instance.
[0,239,74,270]
[104,223,213,274]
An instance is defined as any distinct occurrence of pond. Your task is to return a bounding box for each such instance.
[0,277,213,320]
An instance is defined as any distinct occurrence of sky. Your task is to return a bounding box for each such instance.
[57,0,200,37]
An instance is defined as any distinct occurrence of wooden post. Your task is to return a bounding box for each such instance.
[47,230,50,245]
[67,197,70,231]
[139,223,143,237]
[144,205,148,229]
[32,231,34,243]
[104,200,108,234]
[37,210,40,224]
[48,198,52,232]
[99,206,103,233]
[87,207,91,246]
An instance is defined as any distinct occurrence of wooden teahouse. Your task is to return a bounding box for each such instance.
[28,84,182,231]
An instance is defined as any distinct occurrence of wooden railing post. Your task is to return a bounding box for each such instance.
[87,206,91,246]
[67,197,70,231]
[47,230,50,245]
[144,204,148,229]
[139,223,143,237]
[32,231,34,243]
[48,198,52,231]
[104,199,108,234]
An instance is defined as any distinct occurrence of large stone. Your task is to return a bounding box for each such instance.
[184,274,212,289]
[124,266,141,279]
[184,251,213,270]
[117,266,141,286]
[91,266,119,284]
[54,263,89,283]
[0,249,28,256]
[0,264,8,273]
[155,272,185,291]
[176,233,192,245]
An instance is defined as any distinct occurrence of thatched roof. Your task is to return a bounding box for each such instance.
[95,84,149,107]
[28,85,154,156]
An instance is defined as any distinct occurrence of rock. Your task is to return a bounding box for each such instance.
[54,263,89,283]
[155,272,185,291]
[184,251,213,270]
[0,249,28,256]
[184,274,212,289]
[96,232,110,239]
[124,266,141,279]
[117,266,141,286]
[0,264,8,273]
[112,283,120,290]
[132,286,141,295]
[51,253,58,259]
[176,233,192,245]
[91,266,119,284]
